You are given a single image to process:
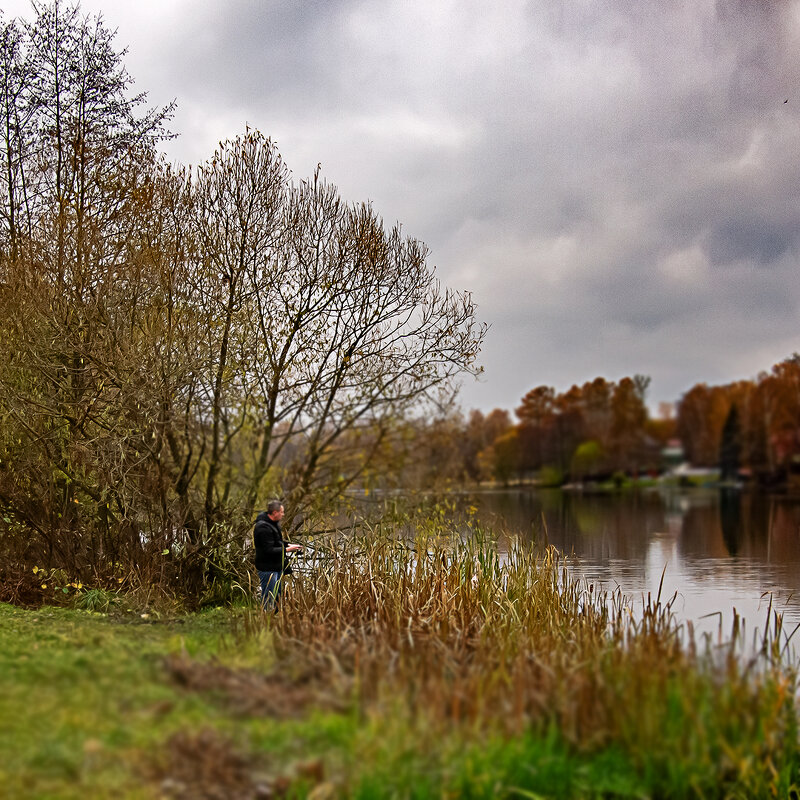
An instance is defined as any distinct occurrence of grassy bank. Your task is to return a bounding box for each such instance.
[2,526,799,798]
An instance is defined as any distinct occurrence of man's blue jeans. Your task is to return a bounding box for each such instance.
[258,570,282,611]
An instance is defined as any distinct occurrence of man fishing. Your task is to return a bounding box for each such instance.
[253,500,303,611]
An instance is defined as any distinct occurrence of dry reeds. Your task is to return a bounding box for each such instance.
[264,518,799,794]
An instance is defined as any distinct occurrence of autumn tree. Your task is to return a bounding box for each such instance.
[674,365,800,479]
[0,15,32,260]
[551,384,585,473]
[608,375,650,474]
[516,385,556,472]
[513,376,654,480]
[463,408,512,482]
[719,403,741,482]
[488,427,521,485]
[580,377,613,445]
[755,356,800,473]
[676,384,730,466]
[0,1,175,580]
[0,1,173,263]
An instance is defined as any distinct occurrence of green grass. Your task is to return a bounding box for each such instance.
[2,526,800,798]
[0,605,238,799]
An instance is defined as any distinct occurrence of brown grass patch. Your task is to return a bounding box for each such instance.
[141,727,323,799]
[148,728,260,799]
[164,652,350,718]
[142,728,332,799]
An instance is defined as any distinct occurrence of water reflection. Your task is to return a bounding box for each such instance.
[467,488,800,646]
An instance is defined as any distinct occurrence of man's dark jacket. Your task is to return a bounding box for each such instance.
[253,512,292,574]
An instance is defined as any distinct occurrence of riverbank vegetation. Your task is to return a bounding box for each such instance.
[4,525,799,798]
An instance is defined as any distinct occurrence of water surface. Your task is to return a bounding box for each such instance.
[467,488,800,649]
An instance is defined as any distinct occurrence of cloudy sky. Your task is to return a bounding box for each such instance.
[6,0,800,414]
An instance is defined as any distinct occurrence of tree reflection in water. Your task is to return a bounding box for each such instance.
[466,488,800,651]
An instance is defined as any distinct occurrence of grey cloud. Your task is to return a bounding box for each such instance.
[164,0,361,110]
[89,0,800,411]
[706,219,796,265]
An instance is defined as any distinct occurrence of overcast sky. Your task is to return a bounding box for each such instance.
[5,0,800,415]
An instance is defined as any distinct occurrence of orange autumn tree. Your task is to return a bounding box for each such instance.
[755,357,800,473]
[609,376,651,475]
[676,384,731,466]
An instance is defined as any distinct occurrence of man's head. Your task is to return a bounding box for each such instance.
[266,500,284,522]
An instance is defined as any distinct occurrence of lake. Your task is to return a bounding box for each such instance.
[465,487,800,651]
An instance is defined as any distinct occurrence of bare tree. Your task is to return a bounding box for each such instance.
[0,16,34,260]
[153,131,485,534]
[186,133,485,523]
[187,131,289,534]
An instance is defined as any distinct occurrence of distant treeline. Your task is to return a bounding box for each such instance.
[366,358,800,490]
[346,375,659,490]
